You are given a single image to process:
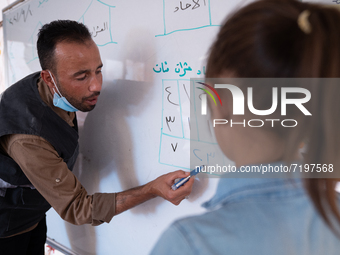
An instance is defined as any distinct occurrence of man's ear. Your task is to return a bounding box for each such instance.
[40,70,55,93]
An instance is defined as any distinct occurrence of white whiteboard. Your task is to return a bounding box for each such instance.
[2,0,250,254]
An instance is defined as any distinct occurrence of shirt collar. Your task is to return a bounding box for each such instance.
[203,162,304,210]
[37,76,75,127]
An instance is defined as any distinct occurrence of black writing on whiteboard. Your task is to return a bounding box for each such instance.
[8,5,33,25]
[171,143,178,152]
[165,86,179,106]
[166,116,176,132]
[174,0,206,12]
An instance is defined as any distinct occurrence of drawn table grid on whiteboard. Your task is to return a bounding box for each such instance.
[159,79,226,171]
[157,0,220,37]
[5,0,117,85]
[78,0,117,47]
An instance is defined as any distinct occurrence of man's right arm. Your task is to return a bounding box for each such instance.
[2,134,115,226]
[114,170,194,215]
[2,134,194,225]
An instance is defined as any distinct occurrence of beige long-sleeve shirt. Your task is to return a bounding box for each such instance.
[0,76,116,236]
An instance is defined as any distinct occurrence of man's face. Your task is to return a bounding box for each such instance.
[52,39,103,112]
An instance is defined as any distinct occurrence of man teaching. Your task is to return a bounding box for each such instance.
[0,20,194,255]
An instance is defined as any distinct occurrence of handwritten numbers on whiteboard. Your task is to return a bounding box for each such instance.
[165,86,179,106]
[166,116,176,132]
[171,143,178,152]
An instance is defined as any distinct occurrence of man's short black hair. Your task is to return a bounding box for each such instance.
[37,20,92,72]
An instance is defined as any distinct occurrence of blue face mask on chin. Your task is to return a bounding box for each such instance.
[48,71,79,112]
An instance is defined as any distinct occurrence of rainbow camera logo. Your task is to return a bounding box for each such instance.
[197,82,222,115]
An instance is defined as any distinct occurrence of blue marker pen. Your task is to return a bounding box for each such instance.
[171,165,204,191]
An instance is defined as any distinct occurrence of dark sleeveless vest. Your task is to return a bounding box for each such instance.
[0,72,79,237]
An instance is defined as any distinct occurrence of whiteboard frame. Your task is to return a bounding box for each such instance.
[2,0,27,13]
[2,0,29,88]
